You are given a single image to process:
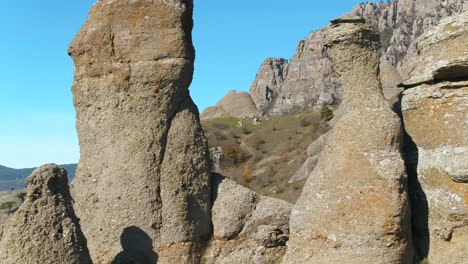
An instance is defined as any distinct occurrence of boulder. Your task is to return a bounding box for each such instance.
[401,11,468,263]
[283,21,413,264]
[69,0,211,262]
[330,13,365,24]
[203,174,292,263]
[0,164,92,264]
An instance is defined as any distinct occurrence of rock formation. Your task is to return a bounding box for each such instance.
[202,175,292,263]
[201,90,257,120]
[401,12,468,263]
[354,0,467,65]
[248,0,467,116]
[250,28,342,115]
[283,17,413,263]
[0,164,92,264]
[249,58,288,113]
[69,0,212,262]
[0,190,24,239]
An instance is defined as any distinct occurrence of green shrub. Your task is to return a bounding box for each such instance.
[320,103,334,121]
[212,122,229,130]
[252,136,266,150]
[221,144,248,165]
[213,130,227,141]
[299,117,312,127]
[0,201,16,210]
[241,126,252,135]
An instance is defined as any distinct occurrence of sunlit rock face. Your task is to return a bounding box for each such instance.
[401,11,468,263]
[69,0,212,262]
[283,18,413,264]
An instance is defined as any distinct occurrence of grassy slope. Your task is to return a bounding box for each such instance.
[202,112,329,203]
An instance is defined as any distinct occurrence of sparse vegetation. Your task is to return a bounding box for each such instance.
[202,111,329,202]
[320,102,334,121]
[0,201,16,210]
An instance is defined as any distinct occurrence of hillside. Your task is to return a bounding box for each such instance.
[0,164,77,191]
[202,111,329,203]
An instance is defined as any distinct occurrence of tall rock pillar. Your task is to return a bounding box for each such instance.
[283,16,413,264]
[69,0,211,262]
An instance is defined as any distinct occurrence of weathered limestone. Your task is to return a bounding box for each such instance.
[69,0,211,262]
[202,175,292,263]
[283,17,413,263]
[401,12,468,263]
[0,164,92,264]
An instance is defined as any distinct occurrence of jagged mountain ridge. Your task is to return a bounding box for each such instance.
[246,0,467,116]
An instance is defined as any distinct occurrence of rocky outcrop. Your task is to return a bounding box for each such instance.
[401,12,468,263]
[283,18,412,263]
[249,0,466,116]
[250,28,342,115]
[203,175,292,263]
[249,58,288,113]
[201,90,257,120]
[69,0,212,262]
[354,0,467,65]
[0,164,92,264]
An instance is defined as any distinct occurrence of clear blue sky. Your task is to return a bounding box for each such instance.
[0,0,363,168]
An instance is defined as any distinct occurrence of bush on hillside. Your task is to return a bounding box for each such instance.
[320,103,334,121]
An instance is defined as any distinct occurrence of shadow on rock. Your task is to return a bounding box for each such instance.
[112,226,158,264]
[398,94,430,262]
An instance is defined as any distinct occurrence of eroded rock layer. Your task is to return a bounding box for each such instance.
[0,164,92,264]
[69,0,211,262]
[401,12,468,263]
[283,19,412,264]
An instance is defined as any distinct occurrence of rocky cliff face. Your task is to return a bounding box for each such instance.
[283,18,413,263]
[69,0,212,262]
[249,0,467,116]
[400,12,468,263]
[354,0,467,65]
[0,164,92,264]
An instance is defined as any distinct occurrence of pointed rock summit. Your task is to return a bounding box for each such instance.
[69,0,211,262]
[0,164,92,264]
